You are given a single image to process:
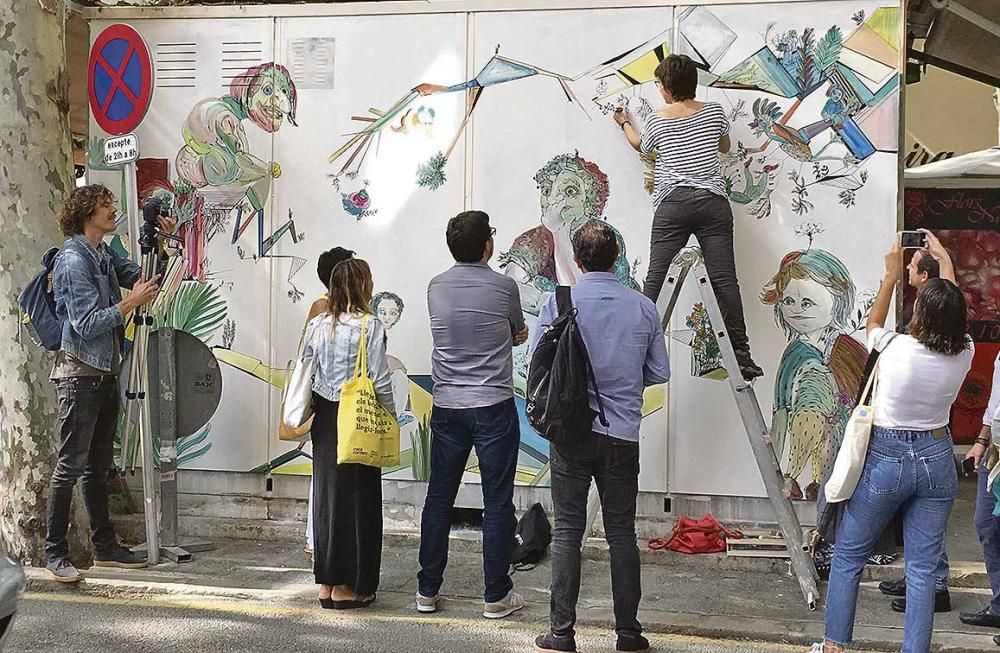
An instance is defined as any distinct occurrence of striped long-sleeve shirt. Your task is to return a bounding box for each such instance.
[640,102,730,205]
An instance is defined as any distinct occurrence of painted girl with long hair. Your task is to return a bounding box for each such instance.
[761,249,866,501]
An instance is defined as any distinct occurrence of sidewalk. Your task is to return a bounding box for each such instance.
[22,534,999,653]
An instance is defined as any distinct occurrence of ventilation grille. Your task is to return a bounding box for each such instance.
[288,38,336,90]
[155,42,197,89]
[222,41,265,90]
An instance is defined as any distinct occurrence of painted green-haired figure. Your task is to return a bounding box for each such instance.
[501,152,638,315]
[176,62,298,203]
[761,249,866,501]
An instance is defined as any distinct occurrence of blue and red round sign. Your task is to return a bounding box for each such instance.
[88,23,154,136]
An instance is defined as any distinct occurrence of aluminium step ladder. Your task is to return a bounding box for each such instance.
[583,247,819,609]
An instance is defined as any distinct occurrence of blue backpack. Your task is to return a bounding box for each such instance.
[17,247,63,351]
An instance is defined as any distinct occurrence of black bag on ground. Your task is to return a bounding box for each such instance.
[525,286,608,444]
[511,503,552,569]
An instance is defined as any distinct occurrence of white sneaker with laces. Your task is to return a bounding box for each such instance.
[415,592,439,613]
[807,644,825,653]
[483,590,524,619]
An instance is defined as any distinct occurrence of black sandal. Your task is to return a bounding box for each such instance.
[332,594,376,610]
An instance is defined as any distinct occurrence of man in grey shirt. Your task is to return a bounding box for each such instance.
[417,210,528,620]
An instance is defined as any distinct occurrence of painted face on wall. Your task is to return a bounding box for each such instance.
[249,70,294,133]
[778,278,837,336]
[376,299,402,330]
[540,167,590,232]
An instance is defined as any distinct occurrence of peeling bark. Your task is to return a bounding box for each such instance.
[0,0,89,566]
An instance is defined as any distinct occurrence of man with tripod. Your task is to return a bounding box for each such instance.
[45,184,168,583]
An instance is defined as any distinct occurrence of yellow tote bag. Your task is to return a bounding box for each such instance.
[337,316,401,467]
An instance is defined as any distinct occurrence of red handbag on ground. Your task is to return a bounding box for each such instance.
[648,514,743,554]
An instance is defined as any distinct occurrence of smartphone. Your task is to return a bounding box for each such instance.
[899,231,926,249]
[962,456,977,476]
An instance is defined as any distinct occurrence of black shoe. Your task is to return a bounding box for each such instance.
[993,634,1000,646]
[94,546,148,569]
[735,355,763,381]
[878,578,906,596]
[961,607,1000,628]
[534,633,577,652]
[617,634,650,652]
[890,591,951,614]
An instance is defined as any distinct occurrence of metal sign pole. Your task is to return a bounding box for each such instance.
[123,160,140,265]
[158,327,179,550]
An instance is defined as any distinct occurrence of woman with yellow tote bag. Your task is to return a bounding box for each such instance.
[337,315,401,467]
[299,258,396,611]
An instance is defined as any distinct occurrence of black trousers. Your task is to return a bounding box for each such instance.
[642,187,752,356]
[45,376,121,562]
[311,395,382,595]
[548,431,642,640]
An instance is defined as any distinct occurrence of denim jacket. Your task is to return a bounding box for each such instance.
[53,235,141,372]
[301,312,396,415]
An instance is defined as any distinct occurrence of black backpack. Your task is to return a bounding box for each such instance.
[510,503,552,569]
[525,286,608,444]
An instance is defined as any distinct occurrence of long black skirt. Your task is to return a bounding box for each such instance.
[311,394,382,594]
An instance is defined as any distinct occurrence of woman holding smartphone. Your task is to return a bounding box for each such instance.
[811,230,973,653]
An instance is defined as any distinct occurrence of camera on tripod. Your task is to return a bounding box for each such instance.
[140,197,169,252]
[141,196,185,250]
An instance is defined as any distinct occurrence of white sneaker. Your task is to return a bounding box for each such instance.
[807,645,825,653]
[415,592,439,613]
[483,590,524,619]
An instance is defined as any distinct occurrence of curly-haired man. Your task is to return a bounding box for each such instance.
[45,184,170,583]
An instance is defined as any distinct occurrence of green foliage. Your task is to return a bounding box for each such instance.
[154,281,228,343]
[416,152,448,190]
[814,26,844,75]
[409,415,433,481]
[177,424,213,465]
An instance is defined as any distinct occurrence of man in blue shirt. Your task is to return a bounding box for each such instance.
[530,221,669,653]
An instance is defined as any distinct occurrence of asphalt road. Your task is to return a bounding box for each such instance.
[7,593,819,653]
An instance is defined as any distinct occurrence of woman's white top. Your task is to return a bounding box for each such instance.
[869,327,973,430]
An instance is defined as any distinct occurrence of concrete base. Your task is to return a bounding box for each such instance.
[121,468,820,540]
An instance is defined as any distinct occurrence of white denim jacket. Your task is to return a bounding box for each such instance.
[301,312,395,415]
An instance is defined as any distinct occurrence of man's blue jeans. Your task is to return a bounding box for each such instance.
[825,428,956,653]
[417,399,519,603]
[975,457,1000,615]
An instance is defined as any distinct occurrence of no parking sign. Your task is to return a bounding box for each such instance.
[88,23,154,136]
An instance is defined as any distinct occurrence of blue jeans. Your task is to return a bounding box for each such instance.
[933,549,951,592]
[417,399,520,603]
[825,427,956,653]
[975,457,1000,615]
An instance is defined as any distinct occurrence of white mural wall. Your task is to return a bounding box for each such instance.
[90,0,901,501]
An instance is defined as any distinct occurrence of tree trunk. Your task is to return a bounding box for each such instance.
[0,0,89,566]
